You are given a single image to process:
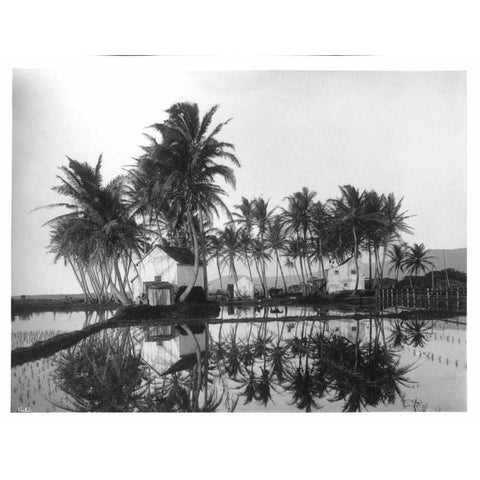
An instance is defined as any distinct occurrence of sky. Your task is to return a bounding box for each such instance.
[11,69,466,295]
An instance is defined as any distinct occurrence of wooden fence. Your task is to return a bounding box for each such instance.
[377,287,467,311]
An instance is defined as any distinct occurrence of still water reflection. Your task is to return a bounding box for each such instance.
[11,307,466,412]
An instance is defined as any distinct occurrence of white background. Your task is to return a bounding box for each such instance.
[1,1,479,479]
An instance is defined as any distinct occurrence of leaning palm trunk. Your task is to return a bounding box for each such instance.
[68,258,89,302]
[180,209,200,302]
[113,259,130,304]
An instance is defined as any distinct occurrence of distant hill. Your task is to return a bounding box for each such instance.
[371,247,466,279]
[427,248,466,273]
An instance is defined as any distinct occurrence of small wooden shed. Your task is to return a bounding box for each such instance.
[143,278,174,306]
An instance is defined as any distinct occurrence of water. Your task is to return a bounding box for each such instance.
[11,307,466,412]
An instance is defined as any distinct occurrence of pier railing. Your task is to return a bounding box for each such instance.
[376,287,467,311]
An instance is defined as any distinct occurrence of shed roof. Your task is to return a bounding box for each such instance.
[144,281,174,289]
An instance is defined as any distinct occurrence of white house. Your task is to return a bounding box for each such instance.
[325,257,365,293]
[208,274,255,298]
[130,245,205,300]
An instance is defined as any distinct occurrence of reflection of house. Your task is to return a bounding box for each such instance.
[326,319,367,343]
[325,258,365,293]
[141,325,207,375]
[131,245,205,300]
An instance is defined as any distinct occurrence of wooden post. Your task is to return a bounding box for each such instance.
[406,288,409,307]
[427,288,431,309]
[456,287,460,310]
[445,288,449,309]
[413,288,416,309]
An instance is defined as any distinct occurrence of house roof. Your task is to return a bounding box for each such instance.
[161,353,204,375]
[159,245,201,266]
[135,244,202,267]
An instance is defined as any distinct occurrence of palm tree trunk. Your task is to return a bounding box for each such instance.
[253,256,265,296]
[276,250,288,294]
[274,255,279,288]
[318,238,325,279]
[113,259,130,304]
[216,257,223,291]
[180,209,200,302]
[68,258,88,301]
[198,209,209,297]
[352,225,360,293]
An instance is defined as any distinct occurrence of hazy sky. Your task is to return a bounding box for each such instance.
[12,69,466,295]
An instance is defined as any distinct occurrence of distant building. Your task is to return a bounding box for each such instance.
[208,274,256,299]
[325,257,365,293]
[130,245,205,301]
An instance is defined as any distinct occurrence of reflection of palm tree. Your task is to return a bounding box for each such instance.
[404,320,431,348]
[387,321,409,348]
[268,323,289,382]
[285,321,321,412]
[54,328,149,412]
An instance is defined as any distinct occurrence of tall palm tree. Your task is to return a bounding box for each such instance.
[42,156,145,304]
[387,243,407,286]
[283,187,317,281]
[265,215,288,293]
[309,200,331,279]
[403,243,436,287]
[362,190,385,284]
[330,185,370,293]
[144,102,239,302]
[378,194,413,281]
[206,229,225,292]
[221,226,241,295]
[251,197,275,295]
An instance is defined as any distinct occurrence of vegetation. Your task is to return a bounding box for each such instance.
[40,100,441,303]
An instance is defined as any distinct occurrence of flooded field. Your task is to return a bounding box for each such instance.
[11,307,466,412]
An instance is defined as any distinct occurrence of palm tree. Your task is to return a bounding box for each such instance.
[42,156,145,304]
[252,197,275,295]
[403,243,436,287]
[378,194,413,281]
[362,190,385,285]
[283,187,317,281]
[250,238,272,296]
[144,102,239,302]
[309,200,331,279]
[221,226,241,296]
[206,230,225,292]
[284,240,304,284]
[330,185,368,293]
[265,215,288,293]
[387,243,407,286]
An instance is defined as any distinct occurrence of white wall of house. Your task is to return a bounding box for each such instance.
[131,247,204,298]
[177,265,205,290]
[325,258,365,293]
[179,332,206,356]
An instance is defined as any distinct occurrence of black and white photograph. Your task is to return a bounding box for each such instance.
[10,67,467,413]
